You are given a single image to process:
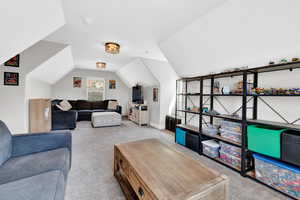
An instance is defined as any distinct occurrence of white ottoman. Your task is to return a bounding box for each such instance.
[92,112,121,128]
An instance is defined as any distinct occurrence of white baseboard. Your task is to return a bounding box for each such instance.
[150,122,164,130]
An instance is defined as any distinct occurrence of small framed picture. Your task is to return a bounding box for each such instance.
[4,72,19,86]
[153,88,158,102]
[73,77,82,88]
[4,55,20,67]
[109,80,116,89]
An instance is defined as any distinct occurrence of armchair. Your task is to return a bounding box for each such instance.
[0,120,72,200]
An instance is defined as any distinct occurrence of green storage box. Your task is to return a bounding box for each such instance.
[247,125,286,159]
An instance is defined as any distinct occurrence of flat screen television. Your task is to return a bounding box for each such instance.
[132,85,143,104]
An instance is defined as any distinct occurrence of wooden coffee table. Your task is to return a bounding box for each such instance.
[114,139,228,200]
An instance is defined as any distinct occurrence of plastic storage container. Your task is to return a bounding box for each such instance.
[186,133,199,152]
[220,128,241,143]
[282,130,300,167]
[248,125,286,159]
[253,153,300,198]
[202,140,220,158]
[202,125,218,136]
[220,142,241,158]
[220,121,242,133]
[220,150,242,168]
[176,128,186,146]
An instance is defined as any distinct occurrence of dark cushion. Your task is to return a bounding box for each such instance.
[77,110,92,114]
[0,170,65,200]
[0,121,12,166]
[0,148,70,185]
[68,100,77,110]
[76,100,91,110]
[91,101,106,110]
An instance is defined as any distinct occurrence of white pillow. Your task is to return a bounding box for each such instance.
[56,100,72,111]
[108,101,118,110]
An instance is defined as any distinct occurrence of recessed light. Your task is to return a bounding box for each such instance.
[96,62,106,69]
[105,42,120,54]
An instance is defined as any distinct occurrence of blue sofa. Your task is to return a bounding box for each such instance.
[0,120,72,200]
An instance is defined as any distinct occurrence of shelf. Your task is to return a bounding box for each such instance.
[202,154,241,172]
[247,119,300,131]
[177,109,200,114]
[249,94,300,97]
[202,113,242,122]
[247,171,298,200]
[176,124,200,133]
[203,94,243,96]
[177,93,201,96]
[201,132,241,147]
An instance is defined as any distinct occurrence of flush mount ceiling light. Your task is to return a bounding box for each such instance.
[105,42,120,54]
[96,62,106,69]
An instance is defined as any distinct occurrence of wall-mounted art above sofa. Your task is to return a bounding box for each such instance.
[51,99,122,130]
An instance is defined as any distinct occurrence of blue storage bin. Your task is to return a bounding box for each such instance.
[176,128,186,146]
[254,153,300,198]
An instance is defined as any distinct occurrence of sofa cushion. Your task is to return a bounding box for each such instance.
[77,100,92,110]
[0,170,65,200]
[108,100,118,110]
[91,101,106,110]
[68,100,77,110]
[0,148,70,185]
[0,121,12,166]
[56,100,72,111]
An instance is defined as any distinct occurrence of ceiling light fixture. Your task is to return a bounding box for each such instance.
[96,62,106,69]
[105,42,120,54]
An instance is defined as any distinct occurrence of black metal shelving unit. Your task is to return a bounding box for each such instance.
[175,61,300,200]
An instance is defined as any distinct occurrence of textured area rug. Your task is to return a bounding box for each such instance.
[66,121,290,200]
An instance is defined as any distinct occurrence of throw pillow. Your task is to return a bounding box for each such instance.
[107,100,118,110]
[56,100,72,111]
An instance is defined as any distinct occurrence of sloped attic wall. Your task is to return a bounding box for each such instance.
[0,41,74,133]
[160,0,300,77]
[0,0,65,65]
[116,59,159,88]
[142,59,178,129]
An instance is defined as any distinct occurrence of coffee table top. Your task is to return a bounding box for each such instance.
[115,139,227,200]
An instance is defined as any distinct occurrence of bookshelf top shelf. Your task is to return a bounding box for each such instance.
[178,61,300,81]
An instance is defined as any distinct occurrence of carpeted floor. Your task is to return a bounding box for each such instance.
[66,121,290,200]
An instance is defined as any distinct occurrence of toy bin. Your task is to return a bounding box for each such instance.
[176,128,186,146]
[282,130,300,167]
[220,120,242,133]
[202,125,218,136]
[186,133,199,152]
[202,140,220,158]
[253,153,300,198]
[248,125,286,159]
[220,150,242,168]
[220,128,241,143]
[220,142,241,158]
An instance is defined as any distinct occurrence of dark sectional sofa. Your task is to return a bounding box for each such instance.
[52,99,122,130]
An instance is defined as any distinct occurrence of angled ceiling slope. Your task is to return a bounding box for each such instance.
[46,0,226,71]
[160,0,300,77]
[116,59,159,88]
[27,44,74,84]
[0,0,65,65]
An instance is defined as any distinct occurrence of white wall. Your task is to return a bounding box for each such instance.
[160,0,300,77]
[0,41,74,133]
[0,0,65,64]
[52,68,130,115]
[116,59,159,87]
[142,59,178,129]
[144,86,161,129]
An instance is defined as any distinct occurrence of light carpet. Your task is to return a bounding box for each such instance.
[65,121,290,200]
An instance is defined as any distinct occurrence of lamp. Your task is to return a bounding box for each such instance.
[105,42,120,54]
[96,62,106,69]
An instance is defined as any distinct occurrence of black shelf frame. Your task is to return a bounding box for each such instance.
[175,61,300,199]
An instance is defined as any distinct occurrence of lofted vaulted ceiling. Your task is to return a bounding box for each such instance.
[46,0,226,71]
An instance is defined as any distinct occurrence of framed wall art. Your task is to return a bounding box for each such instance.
[4,72,19,86]
[4,55,20,67]
[73,77,82,88]
[109,80,116,89]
